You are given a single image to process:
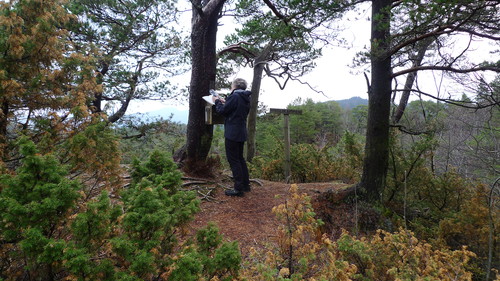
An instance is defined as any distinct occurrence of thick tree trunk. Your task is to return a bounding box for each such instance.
[185,0,225,165]
[359,0,392,203]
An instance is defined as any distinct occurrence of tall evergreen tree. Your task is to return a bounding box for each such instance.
[219,0,360,162]
[359,0,500,202]
[184,0,227,167]
[359,0,393,202]
[67,0,187,123]
[0,0,98,162]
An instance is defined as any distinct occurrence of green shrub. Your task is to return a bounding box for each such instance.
[170,223,241,281]
[250,132,364,184]
[1,146,242,280]
[0,138,81,279]
[62,121,123,193]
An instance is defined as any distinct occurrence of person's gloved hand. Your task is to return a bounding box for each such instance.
[213,96,225,103]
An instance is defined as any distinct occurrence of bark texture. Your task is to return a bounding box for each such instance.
[392,38,433,124]
[246,45,272,162]
[186,0,226,164]
[359,0,393,202]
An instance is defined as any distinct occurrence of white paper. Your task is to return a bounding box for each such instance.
[202,95,214,105]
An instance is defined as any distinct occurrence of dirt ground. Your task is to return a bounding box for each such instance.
[187,178,356,258]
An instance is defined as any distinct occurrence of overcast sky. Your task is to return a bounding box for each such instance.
[128,2,497,115]
[127,3,373,114]
[217,3,373,109]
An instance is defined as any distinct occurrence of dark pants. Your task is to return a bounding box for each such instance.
[225,138,249,191]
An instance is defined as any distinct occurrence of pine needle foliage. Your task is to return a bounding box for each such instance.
[0,0,100,162]
[0,138,81,279]
[0,146,241,280]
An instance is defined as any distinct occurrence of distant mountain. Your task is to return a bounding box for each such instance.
[334,96,368,110]
[135,107,189,124]
[131,96,367,124]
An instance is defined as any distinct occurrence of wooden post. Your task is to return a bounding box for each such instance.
[270,108,302,183]
[283,113,291,182]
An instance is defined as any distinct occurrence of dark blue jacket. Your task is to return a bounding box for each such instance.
[214,89,251,142]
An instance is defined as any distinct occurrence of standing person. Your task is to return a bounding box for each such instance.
[213,78,252,197]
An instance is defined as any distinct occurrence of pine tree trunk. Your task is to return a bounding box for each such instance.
[359,0,392,203]
[247,45,272,162]
[392,38,433,124]
[185,0,226,165]
[246,67,262,162]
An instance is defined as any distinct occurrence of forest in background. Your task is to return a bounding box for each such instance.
[0,0,498,280]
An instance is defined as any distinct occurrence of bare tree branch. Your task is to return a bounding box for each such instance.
[454,27,500,41]
[394,88,500,109]
[262,0,289,25]
[108,56,150,123]
[263,64,326,96]
[392,65,500,78]
[364,72,371,96]
[217,41,257,64]
[392,37,434,123]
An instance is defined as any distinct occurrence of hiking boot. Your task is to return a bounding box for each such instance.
[225,189,244,197]
[241,185,251,192]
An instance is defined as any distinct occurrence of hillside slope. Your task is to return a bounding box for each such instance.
[188,179,353,257]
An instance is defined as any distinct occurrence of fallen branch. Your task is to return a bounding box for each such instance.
[197,189,217,202]
[251,178,264,186]
[182,181,213,187]
[182,176,212,181]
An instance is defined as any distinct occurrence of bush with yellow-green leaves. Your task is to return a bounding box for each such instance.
[240,184,480,281]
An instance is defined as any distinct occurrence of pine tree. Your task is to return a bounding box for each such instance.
[0,0,99,163]
[0,138,81,279]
